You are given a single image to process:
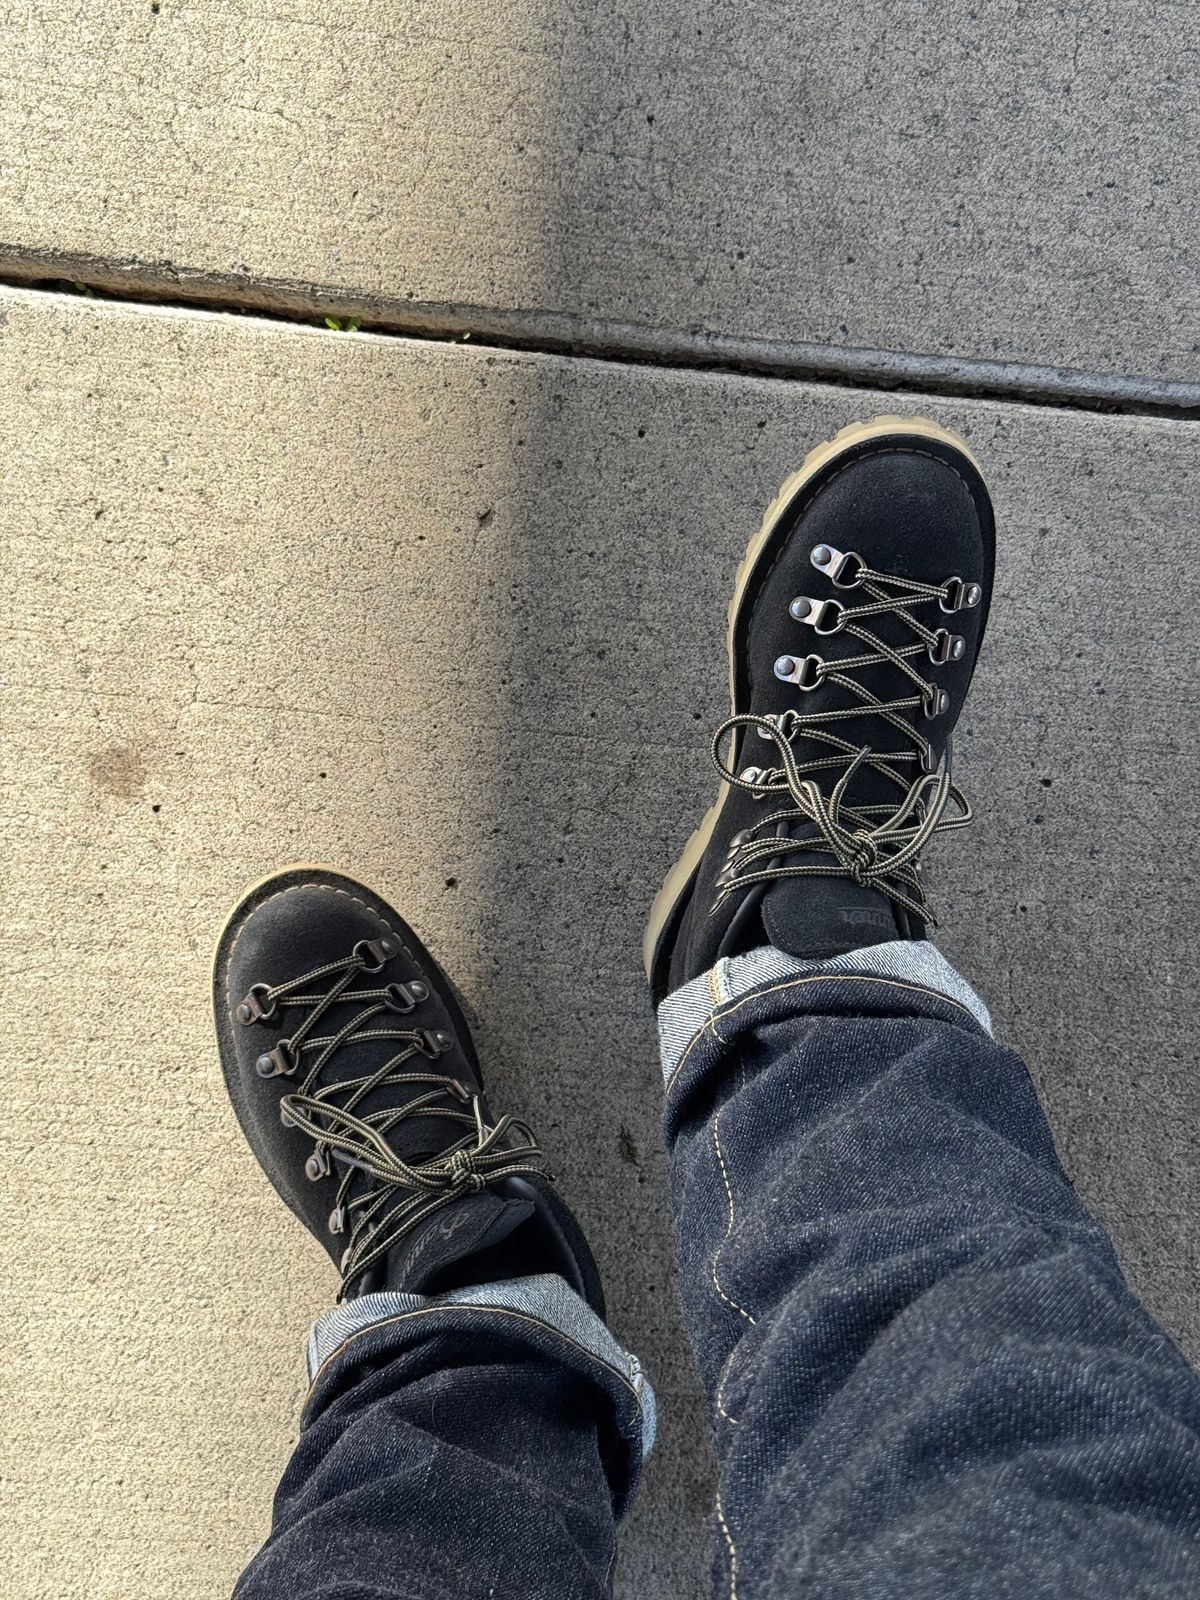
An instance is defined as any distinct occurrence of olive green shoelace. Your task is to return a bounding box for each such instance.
[711,553,980,922]
[243,947,549,1294]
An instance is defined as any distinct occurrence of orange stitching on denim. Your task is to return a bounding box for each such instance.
[714,1349,742,1426]
[715,1491,740,1598]
[707,968,731,1042]
[710,1111,756,1326]
[666,973,980,1098]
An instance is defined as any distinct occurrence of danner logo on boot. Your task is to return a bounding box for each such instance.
[403,1199,498,1278]
[840,908,898,932]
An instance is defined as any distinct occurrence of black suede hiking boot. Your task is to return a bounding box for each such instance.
[214,865,603,1309]
[645,415,996,1006]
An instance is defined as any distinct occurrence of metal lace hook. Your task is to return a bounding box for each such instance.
[810,544,864,588]
[471,1094,488,1146]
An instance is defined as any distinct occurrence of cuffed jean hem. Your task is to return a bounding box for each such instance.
[657,938,993,1086]
[304,1271,656,1462]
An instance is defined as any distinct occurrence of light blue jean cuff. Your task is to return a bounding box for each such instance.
[306,1270,656,1457]
[657,938,993,1084]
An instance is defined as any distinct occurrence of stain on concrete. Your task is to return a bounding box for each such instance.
[87,742,146,799]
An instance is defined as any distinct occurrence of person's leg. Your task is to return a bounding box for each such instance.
[214,867,652,1600]
[645,416,1200,1595]
[660,944,1200,1597]
[234,1275,650,1599]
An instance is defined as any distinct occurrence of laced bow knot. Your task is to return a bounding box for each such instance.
[847,832,880,884]
[447,1148,488,1192]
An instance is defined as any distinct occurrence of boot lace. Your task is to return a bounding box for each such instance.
[711,545,983,922]
[236,938,549,1293]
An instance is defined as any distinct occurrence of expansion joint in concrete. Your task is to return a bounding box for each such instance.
[1,245,1197,421]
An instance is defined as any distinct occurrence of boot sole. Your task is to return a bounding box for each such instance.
[641,413,985,987]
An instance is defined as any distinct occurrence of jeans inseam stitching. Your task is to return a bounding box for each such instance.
[715,1042,752,1427]
[714,1347,743,1426]
[715,1489,741,1600]
[603,1535,619,1588]
[304,1303,642,1414]
[710,1110,757,1329]
[666,974,981,1097]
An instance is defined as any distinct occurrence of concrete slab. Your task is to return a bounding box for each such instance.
[1,2,1197,386]
[3,285,1198,1599]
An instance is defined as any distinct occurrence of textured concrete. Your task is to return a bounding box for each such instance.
[3,286,1199,1600]
[1,1,1197,384]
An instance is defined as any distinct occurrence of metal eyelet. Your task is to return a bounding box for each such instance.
[352,936,395,974]
[810,544,864,588]
[789,596,844,635]
[737,766,771,801]
[236,983,276,1025]
[923,686,950,719]
[928,629,966,665]
[328,1205,346,1236]
[717,828,752,886]
[756,710,800,741]
[340,1235,374,1273]
[255,1039,298,1078]
[774,652,823,690]
[305,1149,332,1181]
[417,1029,454,1059]
[940,578,982,613]
[383,981,425,1014]
[280,1104,296,1128]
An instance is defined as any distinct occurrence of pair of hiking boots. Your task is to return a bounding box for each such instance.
[213,416,994,1310]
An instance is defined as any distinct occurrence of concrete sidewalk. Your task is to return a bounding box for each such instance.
[2,0,1197,393]
[5,290,1199,1600]
[2,5,1198,1598]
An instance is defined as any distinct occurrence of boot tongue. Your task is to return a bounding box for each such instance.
[719,819,907,963]
[363,1191,536,1295]
[761,870,904,960]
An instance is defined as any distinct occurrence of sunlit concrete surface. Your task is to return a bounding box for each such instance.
[3,287,1198,1599]
[0,1,1196,383]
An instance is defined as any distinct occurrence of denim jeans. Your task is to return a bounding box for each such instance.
[234,942,1200,1598]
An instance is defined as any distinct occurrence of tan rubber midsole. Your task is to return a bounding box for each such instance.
[641,413,980,980]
